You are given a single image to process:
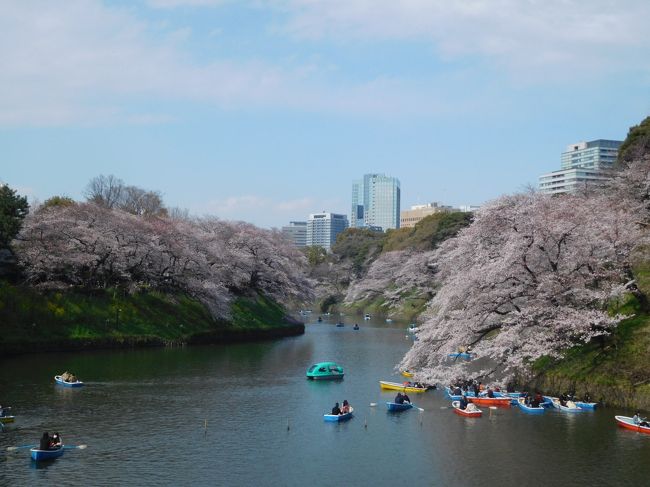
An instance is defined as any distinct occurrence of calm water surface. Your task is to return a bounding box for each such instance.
[1,319,649,486]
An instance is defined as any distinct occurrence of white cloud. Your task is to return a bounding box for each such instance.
[275,0,650,77]
[0,0,457,126]
[1,1,647,127]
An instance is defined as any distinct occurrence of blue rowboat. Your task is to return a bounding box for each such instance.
[559,403,583,413]
[55,376,84,388]
[30,446,64,461]
[386,402,414,412]
[447,353,473,360]
[444,387,463,401]
[323,408,354,422]
[575,401,597,410]
[517,398,545,414]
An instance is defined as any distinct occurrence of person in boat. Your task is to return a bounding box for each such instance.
[39,432,51,451]
[402,392,411,404]
[331,402,341,415]
[453,386,462,396]
[50,432,62,449]
[559,394,568,407]
[395,392,405,404]
[531,392,542,408]
[459,395,469,410]
[633,412,650,427]
[583,392,591,402]
[340,400,351,414]
[486,388,495,398]
[0,405,6,417]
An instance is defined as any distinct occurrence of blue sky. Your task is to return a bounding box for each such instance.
[1,0,649,227]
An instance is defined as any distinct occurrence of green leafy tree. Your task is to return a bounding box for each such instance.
[39,196,76,211]
[617,116,650,167]
[303,245,328,266]
[331,228,384,276]
[383,212,473,252]
[0,184,29,249]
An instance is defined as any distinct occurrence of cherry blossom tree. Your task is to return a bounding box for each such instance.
[400,190,645,385]
[15,203,312,319]
[344,249,436,311]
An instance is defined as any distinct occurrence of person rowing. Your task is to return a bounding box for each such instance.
[633,412,649,427]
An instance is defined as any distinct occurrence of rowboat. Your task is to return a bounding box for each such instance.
[451,401,482,417]
[30,445,64,461]
[386,402,414,412]
[353,325,360,330]
[559,403,583,413]
[401,370,414,378]
[468,396,511,407]
[0,415,15,424]
[444,387,463,401]
[54,376,84,387]
[615,415,650,434]
[306,362,344,380]
[379,381,426,393]
[447,353,474,360]
[336,323,345,327]
[575,401,597,410]
[517,398,545,414]
[324,407,354,422]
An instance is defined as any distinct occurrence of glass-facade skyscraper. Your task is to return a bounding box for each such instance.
[351,174,401,231]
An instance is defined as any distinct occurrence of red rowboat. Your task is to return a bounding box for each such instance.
[615,415,650,434]
[452,401,482,417]
[469,397,511,407]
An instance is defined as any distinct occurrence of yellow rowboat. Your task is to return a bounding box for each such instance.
[379,381,426,393]
[0,416,15,424]
[401,370,414,378]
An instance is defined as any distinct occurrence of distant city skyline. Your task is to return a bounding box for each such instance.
[1,1,648,228]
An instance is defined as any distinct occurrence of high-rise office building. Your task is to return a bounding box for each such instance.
[306,213,349,250]
[281,221,307,247]
[539,139,622,195]
[351,174,401,231]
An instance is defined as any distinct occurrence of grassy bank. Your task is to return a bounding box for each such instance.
[530,294,650,411]
[0,281,302,354]
[337,288,430,323]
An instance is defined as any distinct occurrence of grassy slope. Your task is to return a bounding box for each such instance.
[0,281,294,349]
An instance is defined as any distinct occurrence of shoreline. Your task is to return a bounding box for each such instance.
[0,322,305,358]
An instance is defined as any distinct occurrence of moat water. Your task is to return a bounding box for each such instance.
[1,319,649,486]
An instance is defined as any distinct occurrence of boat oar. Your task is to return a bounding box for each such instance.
[6,444,36,452]
[413,405,424,412]
[64,444,87,450]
